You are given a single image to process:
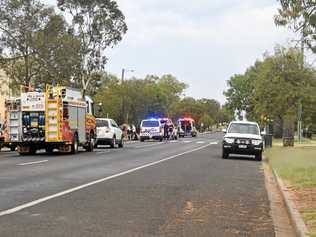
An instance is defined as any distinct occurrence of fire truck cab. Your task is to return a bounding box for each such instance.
[5,86,96,155]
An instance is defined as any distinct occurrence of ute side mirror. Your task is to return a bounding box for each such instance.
[222,128,227,133]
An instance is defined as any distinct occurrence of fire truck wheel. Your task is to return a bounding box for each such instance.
[45,147,54,153]
[85,133,94,152]
[19,147,36,156]
[10,146,16,151]
[110,136,116,149]
[71,134,79,154]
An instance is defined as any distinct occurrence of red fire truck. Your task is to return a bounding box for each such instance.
[5,85,96,155]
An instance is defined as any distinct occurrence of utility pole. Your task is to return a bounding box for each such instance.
[298,31,305,143]
[120,68,134,124]
[121,68,125,124]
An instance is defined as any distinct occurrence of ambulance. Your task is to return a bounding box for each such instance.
[177,118,198,138]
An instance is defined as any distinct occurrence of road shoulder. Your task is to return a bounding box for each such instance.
[263,161,296,237]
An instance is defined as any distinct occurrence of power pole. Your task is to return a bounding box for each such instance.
[298,32,305,143]
[121,68,125,124]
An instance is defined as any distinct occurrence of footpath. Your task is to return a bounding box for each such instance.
[265,139,316,237]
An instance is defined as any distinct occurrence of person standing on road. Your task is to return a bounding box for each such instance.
[164,122,170,142]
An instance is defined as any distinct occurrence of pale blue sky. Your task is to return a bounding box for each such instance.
[44,0,296,103]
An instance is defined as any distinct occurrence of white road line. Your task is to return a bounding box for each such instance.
[0,144,211,217]
[210,141,219,145]
[17,160,49,166]
[197,141,205,144]
[183,141,192,143]
[134,142,164,149]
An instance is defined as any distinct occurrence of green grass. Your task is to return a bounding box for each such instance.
[266,146,316,235]
[273,138,316,147]
[265,146,316,188]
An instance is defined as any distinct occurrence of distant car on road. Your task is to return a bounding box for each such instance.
[222,121,264,161]
[95,118,124,148]
[140,119,163,142]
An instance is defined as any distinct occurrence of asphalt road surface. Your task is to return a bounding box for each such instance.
[0,133,276,237]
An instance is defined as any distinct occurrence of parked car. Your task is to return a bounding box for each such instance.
[222,121,264,161]
[95,118,124,148]
[139,118,163,142]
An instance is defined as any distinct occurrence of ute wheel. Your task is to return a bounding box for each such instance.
[255,153,262,161]
[222,150,229,159]
[85,133,95,152]
[110,136,116,149]
[10,146,16,152]
[71,134,79,154]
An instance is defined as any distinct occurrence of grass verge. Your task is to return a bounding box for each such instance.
[265,145,316,235]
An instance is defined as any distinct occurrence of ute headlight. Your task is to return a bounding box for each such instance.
[224,138,234,144]
[252,139,262,146]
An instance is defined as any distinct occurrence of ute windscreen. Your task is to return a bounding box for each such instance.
[228,123,259,135]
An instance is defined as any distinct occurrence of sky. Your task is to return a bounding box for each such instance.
[45,0,297,104]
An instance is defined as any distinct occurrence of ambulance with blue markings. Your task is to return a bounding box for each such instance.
[139,118,163,142]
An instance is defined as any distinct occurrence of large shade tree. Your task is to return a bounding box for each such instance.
[225,46,316,146]
[0,0,54,88]
[275,0,316,52]
[57,0,128,94]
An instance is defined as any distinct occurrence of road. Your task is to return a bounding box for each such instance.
[0,133,277,236]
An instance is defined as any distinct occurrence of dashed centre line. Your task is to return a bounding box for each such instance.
[17,160,49,166]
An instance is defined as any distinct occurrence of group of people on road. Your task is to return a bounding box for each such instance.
[121,124,138,141]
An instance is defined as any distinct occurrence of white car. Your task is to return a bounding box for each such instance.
[95,118,124,148]
[140,119,163,142]
[222,121,264,161]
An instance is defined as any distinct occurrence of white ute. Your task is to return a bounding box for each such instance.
[95,118,123,148]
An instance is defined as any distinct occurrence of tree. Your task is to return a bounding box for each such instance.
[0,0,55,88]
[216,105,234,126]
[31,14,82,87]
[275,1,316,52]
[57,0,128,94]
[157,74,187,114]
[199,114,214,131]
[225,46,316,146]
[94,74,187,125]
[224,61,262,120]
[0,0,82,90]
[253,47,316,145]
